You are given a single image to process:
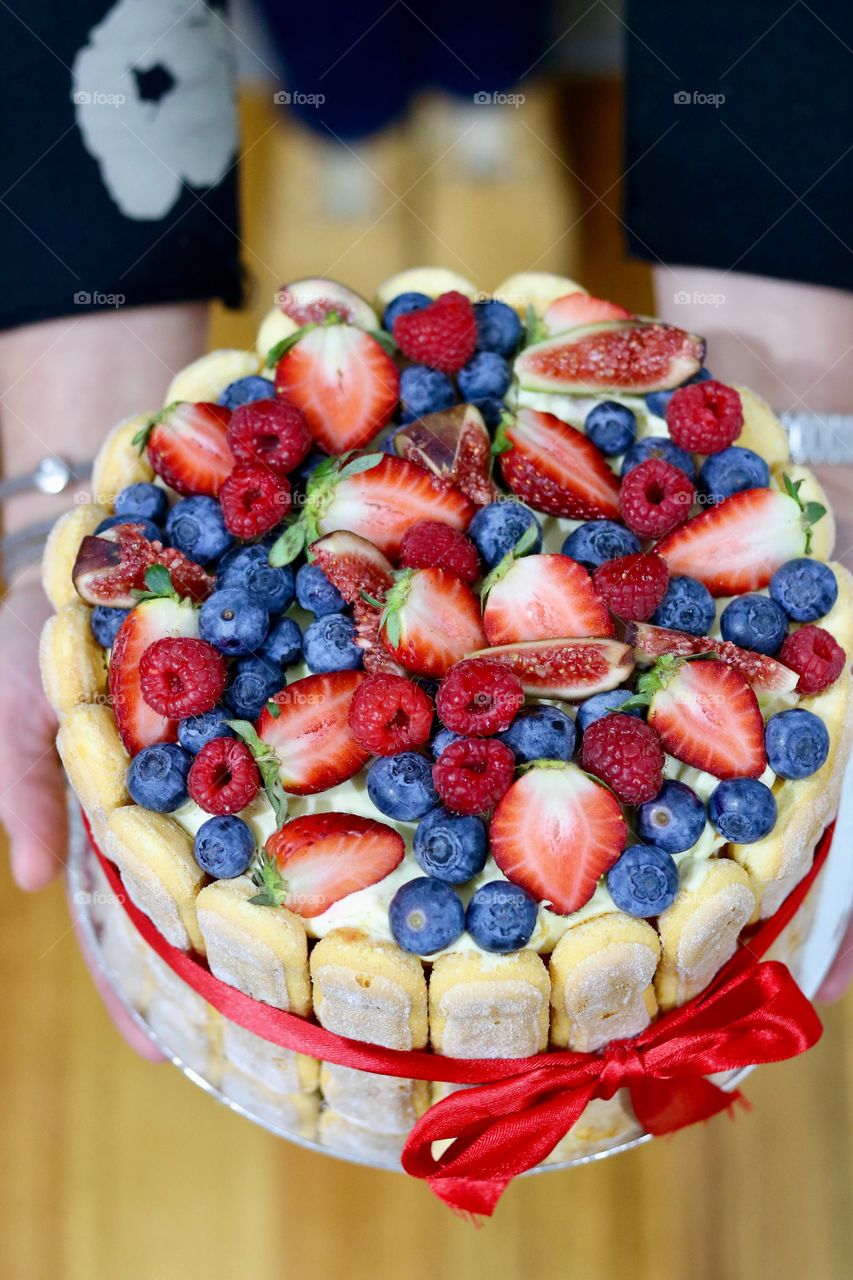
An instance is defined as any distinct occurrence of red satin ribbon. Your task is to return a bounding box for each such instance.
[84,813,832,1215]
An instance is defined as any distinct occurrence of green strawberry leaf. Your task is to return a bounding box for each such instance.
[225,719,288,829]
[132,563,181,603]
[249,849,287,908]
[266,700,281,719]
[267,322,319,367]
[269,520,306,566]
[131,402,181,455]
[369,328,398,357]
[338,452,384,480]
[479,521,539,601]
[491,411,515,455]
[524,304,547,346]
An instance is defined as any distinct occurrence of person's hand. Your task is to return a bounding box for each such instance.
[816,916,853,1003]
[0,571,162,1058]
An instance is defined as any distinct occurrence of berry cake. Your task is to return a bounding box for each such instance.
[40,268,853,1168]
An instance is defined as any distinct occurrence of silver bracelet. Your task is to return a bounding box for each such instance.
[780,413,853,465]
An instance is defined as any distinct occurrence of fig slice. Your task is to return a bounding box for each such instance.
[276,277,379,330]
[515,320,705,395]
[392,403,496,506]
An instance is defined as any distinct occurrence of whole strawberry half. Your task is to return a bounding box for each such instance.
[274,322,399,454]
[392,291,478,374]
[379,567,487,678]
[138,402,234,496]
[109,596,199,755]
[392,403,496,507]
[490,762,627,915]
[73,525,214,608]
[483,552,615,645]
[261,812,404,917]
[496,408,621,520]
[256,670,369,795]
[627,621,800,693]
[473,637,634,699]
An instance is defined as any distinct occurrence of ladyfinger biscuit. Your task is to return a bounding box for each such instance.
[309,929,428,1050]
[196,877,312,1016]
[42,503,109,609]
[772,463,835,558]
[164,349,260,405]
[544,1092,641,1164]
[429,949,550,1058]
[733,386,791,467]
[146,952,221,1079]
[90,413,155,507]
[319,1063,430,1134]
[98,900,153,1014]
[656,859,756,1011]
[374,267,478,311]
[317,1109,407,1165]
[39,603,107,716]
[491,271,583,315]
[105,806,205,953]
[549,915,660,1052]
[220,1068,319,1139]
[219,1018,318,1094]
[56,704,129,821]
[256,307,297,362]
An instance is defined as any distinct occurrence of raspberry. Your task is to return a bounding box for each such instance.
[619,458,695,538]
[433,737,515,815]
[436,658,524,736]
[593,552,669,622]
[139,638,226,717]
[188,737,260,815]
[779,625,846,694]
[580,713,664,804]
[348,673,434,755]
[666,381,743,454]
[219,464,291,538]
[227,399,312,475]
[392,291,478,374]
[400,521,480,584]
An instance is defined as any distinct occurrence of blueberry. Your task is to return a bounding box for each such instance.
[652,575,716,635]
[765,709,829,779]
[200,587,269,656]
[178,707,236,754]
[126,743,191,812]
[468,501,543,570]
[367,753,438,821]
[224,656,283,719]
[260,616,303,667]
[114,482,168,525]
[473,396,505,428]
[218,543,295,613]
[606,844,679,916]
[621,436,696,480]
[499,705,576,762]
[465,880,538,953]
[584,401,637,456]
[576,689,643,734]
[194,815,255,878]
[698,446,770,503]
[217,375,275,410]
[166,495,234,564]
[644,367,712,418]
[457,352,511,402]
[413,805,488,883]
[95,513,162,542]
[474,299,522,358]
[90,605,128,648]
[383,291,431,331]
[561,520,640,571]
[708,778,777,842]
[303,613,362,673]
[399,364,456,421]
[430,727,462,760]
[720,594,788,655]
[389,877,465,954]
[769,558,838,622]
[637,780,706,853]
[294,563,346,616]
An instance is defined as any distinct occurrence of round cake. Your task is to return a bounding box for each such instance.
[40,267,853,1169]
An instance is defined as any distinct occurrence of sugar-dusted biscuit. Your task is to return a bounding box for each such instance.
[310,929,428,1050]
[57,704,129,824]
[374,267,478,311]
[94,880,153,1014]
[319,1063,430,1134]
[42,503,109,609]
[429,949,550,1058]
[549,914,660,1052]
[733,386,791,467]
[105,806,205,953]
[656,859,756,1011]
[39,602,107,716]
[146,953,220,1079]
[90,413,155,507]
[544,1092,642,1164]
[772,463,835,559]
[196,877,311,1016]
[164,349,260,405]
[219,1018,318,1095]
[491,271,584,316]
[220,1067,319,1138]
[256,307,297,363]
[317,1109,407,1165]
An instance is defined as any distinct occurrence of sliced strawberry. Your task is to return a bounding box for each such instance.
[472,637,634,698]
[654,488,817,596]
[275,323,399,454]
[379,568,487,678]
[308,531,394,605]
[144,402,233,496]
[542,292,632,335]
[626,621,800,693]
[515,320,705,395]
[265,813,404,918]
[490,763,627,915]
[646,658,767,779]
[109,597,199,755]
[497,409,621,520]
[73,526,214,607]
[392,403,497,506]
[483,554,615,645]
[257,670,369,795]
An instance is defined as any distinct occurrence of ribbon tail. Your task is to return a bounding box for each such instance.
[630,1075,745,1135]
